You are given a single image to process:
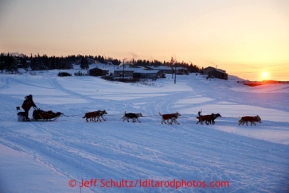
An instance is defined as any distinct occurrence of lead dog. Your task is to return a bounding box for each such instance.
[239,115,261,126]
[159,112,181,125]
[122,111,143,123]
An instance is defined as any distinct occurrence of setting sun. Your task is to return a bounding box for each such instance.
[262,72,269,79]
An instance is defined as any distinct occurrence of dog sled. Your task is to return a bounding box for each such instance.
[32,109,63,121]
[17,106,63,122]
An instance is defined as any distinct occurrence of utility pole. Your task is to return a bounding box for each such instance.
[171,57,177,84]
[122,59,124,80]
[174,64,176,84]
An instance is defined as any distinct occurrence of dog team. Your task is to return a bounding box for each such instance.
[82,109,262,126]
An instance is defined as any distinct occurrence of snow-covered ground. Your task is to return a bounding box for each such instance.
[0,69,289,193]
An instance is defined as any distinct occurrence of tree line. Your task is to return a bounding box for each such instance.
[0,53,201,73]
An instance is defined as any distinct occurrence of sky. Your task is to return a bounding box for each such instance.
[0,0,289,81]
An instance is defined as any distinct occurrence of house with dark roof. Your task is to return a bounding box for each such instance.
[203,66,228,80]
[87,67,108,76]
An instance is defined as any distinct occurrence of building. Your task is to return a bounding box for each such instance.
[113,69,135,78]
[112,65,187,80]
[151,66,173,74]
[133,69,163,80]
[203,66,228,80]
[175,67,189,75]
[87,67,108,76]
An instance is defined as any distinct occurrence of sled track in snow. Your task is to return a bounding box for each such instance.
[0,77,7,90]
[47,77,131,113]
[1,74,289,192]
[48,77,96,103]
[1,119,289,193]
[5,76,52,89]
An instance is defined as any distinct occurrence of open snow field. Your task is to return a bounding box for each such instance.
[0,70,289,193]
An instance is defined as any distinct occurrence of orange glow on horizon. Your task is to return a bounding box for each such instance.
[0,0,288,81]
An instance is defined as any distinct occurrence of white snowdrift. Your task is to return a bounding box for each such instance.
[0,70,288,193]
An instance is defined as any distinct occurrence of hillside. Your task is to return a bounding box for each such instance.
[0,71,289,193]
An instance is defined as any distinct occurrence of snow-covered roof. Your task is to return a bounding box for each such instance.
[133,69,160,74]
[215,69,226,73]
[175,67,188,70]
[151,66,172,70]
[204,66,226,73]
[114,66,141,72]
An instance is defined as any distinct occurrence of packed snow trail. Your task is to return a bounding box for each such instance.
[1,72,289,192]
[1,118,289,193]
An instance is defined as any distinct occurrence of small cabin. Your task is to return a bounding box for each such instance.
[88,67,108,76]
[203,66,228,80]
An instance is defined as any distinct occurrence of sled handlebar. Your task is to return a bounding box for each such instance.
[33,106,40,110]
